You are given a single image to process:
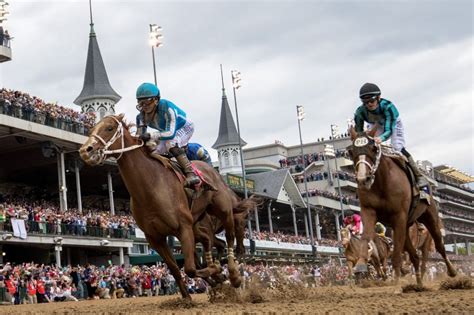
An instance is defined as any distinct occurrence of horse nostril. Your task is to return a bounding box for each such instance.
[86,146,93,152]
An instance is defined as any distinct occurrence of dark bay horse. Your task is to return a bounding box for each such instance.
[341,227,391,279]
[79,114,241,299]
[347,127,456,285]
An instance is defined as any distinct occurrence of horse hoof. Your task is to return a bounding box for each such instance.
[231,277,242,288]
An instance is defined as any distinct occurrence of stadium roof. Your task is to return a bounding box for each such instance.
[248,169,306,208]
[212,85,246,149]
[74,23,121,105]
[434,165,474,184]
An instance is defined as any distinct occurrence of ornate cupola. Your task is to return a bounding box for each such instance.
[74,0,121,122]
[212,65,247,175]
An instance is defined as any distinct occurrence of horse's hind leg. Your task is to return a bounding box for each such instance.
[420,237,431,279]
[146,234,190,300]
[208,198,241,288]
[404,231,422,285]
[418,202,456,277]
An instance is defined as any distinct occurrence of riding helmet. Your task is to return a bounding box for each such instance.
[136,83,160,100]
[359,83,381,98]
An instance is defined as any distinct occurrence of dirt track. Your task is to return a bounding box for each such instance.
[2,278,473,314]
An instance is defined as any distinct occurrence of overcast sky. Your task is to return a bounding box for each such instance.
[1,0,473,175]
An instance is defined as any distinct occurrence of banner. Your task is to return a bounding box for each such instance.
[11,219,27,239]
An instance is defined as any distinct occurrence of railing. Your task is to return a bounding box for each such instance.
[0,221,135,239]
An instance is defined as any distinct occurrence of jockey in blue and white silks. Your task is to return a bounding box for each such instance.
[135,82,200,188]
[353,83,429,192]
[186,143,212,166]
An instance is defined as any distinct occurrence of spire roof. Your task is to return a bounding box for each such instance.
[74,22,121,105]
[212,67,246,149]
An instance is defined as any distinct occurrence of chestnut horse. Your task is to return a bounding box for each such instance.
[402,223,434,278]
[347,127,456,285]
[341,227,391,280]
[194,192,257,269]
[79,114,241,299]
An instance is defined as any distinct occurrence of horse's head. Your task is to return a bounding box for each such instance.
[346,126,381,189]
[340,227,351,247]
[80,113,141,166]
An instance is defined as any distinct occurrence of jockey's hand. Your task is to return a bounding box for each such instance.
[374,136,382,144]
[139,133,151,143]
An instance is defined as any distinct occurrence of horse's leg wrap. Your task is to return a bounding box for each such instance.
[227,247,235,260]
[205,251,214,266]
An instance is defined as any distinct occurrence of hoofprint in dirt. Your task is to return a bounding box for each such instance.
[2,278,473,315]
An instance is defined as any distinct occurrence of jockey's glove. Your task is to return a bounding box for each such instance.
[139,132,151,142]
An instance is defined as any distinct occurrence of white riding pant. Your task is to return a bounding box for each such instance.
[153,121,194,154]
[367,117,405,151]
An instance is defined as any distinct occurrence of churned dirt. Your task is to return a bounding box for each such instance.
[2,277,473,314]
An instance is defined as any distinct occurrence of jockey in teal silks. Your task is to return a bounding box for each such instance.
[353,83,430,195]
[135,82,200,188]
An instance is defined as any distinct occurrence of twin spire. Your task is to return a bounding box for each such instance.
[74,0,121,112]
[212,64,246,149]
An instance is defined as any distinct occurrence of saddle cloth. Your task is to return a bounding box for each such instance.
[149,152,217,193]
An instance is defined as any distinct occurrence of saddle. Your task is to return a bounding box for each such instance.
[380,146,430,225]
[149,152,218,207]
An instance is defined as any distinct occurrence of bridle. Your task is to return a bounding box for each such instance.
[91,116,144,163]
[352,135,382,188]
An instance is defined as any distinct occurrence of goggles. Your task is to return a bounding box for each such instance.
[361,95,378,105]
[136,98,156,111]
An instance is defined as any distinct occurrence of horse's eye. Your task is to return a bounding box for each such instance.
[107,127,114,132]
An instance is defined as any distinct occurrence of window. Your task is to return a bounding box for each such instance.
[232,150,239,165]
[223,151,230,167]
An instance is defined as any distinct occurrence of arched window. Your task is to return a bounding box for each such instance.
[232,150,239,165]
[223,151,230,167]
[99,108,106,119]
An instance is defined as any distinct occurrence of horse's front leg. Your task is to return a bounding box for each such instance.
[355,208,377,274]
[178,223,197,279]
[146,234,190,300]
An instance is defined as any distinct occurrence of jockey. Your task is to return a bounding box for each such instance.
[354,83,430,194]
[186,143,212,166]
[344,213,362,235]
[375,222,386,237]
[135,82,200,188]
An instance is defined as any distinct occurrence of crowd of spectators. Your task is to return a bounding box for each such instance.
[279,149,350,173]
[0,25,11,48]
[0,258,354,305]
[301,189,359,206]
[0,262,194,304]
[0,88,96,136]
[294,170,356,184]
[439,206,474,221]
[444,221,474,235]
[435,177,474,193]
[246,229,339,247]
[0,192,344,246]
[0,197,137,239]
[434,191,473,207]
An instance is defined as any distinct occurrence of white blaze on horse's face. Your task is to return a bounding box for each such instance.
[79,120,107,165]
[356,155,369,182]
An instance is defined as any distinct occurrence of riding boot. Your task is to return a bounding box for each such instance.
[169,146,201,188]
[406,155,430,190]
[401,148,430,191]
